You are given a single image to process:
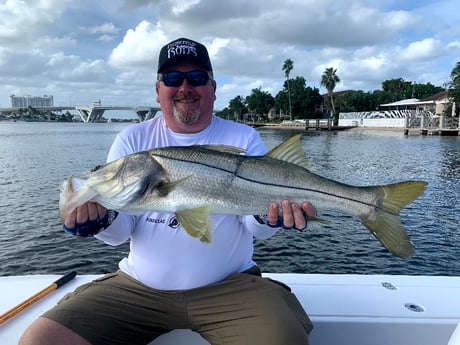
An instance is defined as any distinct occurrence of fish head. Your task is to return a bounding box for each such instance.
[59,151,172,218]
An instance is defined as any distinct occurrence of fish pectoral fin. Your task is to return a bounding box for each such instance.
[266,134,311,170]
[156,176,191,197]
[175,206,213,243]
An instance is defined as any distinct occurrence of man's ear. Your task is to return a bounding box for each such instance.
[155,82,160,103]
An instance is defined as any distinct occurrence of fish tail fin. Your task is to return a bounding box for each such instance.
[175,206,213,243]
[361,181,427,258]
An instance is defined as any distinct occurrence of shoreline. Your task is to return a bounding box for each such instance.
[256,124,405,132]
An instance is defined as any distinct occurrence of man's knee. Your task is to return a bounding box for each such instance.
[19,317,90,345]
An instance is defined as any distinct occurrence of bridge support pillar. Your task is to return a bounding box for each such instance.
[76,108,106,122]
[134,107,159,122]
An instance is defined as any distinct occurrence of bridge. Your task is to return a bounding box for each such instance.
[0,104,161,122]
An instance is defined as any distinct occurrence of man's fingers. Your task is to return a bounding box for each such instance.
[96,203,107,219]
[64,209,77,228]
[281,199,294,229]
[267,202,280,225]
[291,202,306,230]
[301,201,317,217]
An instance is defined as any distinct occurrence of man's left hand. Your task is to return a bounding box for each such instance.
[266,200,316,230]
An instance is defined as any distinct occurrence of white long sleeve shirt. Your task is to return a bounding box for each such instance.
[95,115,279,290]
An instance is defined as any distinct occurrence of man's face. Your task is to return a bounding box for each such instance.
[156,63,216,133]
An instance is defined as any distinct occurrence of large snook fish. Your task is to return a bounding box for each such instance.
[59,135,427,258]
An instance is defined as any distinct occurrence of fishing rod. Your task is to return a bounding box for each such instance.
[0,271,77,326]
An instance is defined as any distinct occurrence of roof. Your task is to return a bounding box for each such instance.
[380,98,420,107]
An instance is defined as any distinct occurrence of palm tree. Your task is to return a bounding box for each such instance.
[282,58,294,120]
[321,67,340,123]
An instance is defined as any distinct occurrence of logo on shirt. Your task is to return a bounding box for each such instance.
[146,217,166,224]
[145,216,180,229]
[168,216,180,229]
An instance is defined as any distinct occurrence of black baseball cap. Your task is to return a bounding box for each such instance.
[157,37,213,73]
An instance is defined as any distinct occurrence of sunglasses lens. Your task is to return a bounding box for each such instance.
[163,72,185,87]
[161,71,210,87]
[186,71,209,86]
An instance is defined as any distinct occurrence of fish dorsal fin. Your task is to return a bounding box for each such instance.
[197,145,246,155]
[176,205,213,243]
[266,134,311,169]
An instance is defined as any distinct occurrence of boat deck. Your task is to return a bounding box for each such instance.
[1,273,459,344]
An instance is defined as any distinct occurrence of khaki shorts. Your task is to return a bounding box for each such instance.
[43,268,312,345]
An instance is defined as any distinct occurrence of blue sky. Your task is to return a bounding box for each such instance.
[1,0,459,112]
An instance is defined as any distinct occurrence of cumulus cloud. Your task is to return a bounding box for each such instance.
[0,0,458,109]
[108,21,166,69]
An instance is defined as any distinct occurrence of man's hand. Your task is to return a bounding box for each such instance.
[64,202,107,229]
[267,200,316,230]
[63,202,116,237]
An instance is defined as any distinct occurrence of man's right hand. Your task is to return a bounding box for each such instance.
[64,202,107,229]
[63,202,115,237]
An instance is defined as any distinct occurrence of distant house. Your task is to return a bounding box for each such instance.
[339,91,456,128]
[380,91,451,116]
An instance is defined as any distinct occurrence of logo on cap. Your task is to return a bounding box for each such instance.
[167,39,198,59]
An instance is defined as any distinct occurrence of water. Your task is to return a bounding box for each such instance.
[0,122,459,277]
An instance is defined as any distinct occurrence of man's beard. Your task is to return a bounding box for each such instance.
[173,107,201,124]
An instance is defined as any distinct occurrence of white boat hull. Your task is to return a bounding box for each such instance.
[1,273,459,345]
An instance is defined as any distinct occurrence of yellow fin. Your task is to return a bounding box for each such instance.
[361,181,427,258]
[379,181,428,214]
[266,135,311,169]
[176,205,213,243]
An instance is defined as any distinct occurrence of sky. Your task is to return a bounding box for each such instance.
[1,0,459,114]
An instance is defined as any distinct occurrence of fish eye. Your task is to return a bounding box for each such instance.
[90,164,104,172]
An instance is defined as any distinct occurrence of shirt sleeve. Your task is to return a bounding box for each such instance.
[94,212,136,245]
[241,215,280,239]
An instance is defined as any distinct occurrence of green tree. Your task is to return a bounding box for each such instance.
[334,90,373,112]
[228,95,248,122]
[275,76,323,119]
[381,78,411,101]
[245,87,275,119]
[282,58,294,120]
[411,82,444,99]
[320,67,340,123]
[448,61,460,107]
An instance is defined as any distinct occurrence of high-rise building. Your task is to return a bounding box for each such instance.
[10,94,54,107]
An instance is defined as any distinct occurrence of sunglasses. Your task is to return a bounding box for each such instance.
[157,70,213,87]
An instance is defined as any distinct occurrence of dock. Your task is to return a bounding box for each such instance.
[404,115,460,136]
[261,119,355,131]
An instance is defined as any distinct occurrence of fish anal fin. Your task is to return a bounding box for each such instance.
[266,134,311,170]
[176,205,213,243]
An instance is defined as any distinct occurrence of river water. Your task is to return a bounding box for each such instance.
[0,122,459,277]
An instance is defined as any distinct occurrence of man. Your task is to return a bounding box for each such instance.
[20,37,314,345]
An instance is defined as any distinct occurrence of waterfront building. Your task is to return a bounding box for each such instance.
[10,94,54,107]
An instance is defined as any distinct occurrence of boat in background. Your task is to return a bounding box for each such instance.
[1,273,459,344]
